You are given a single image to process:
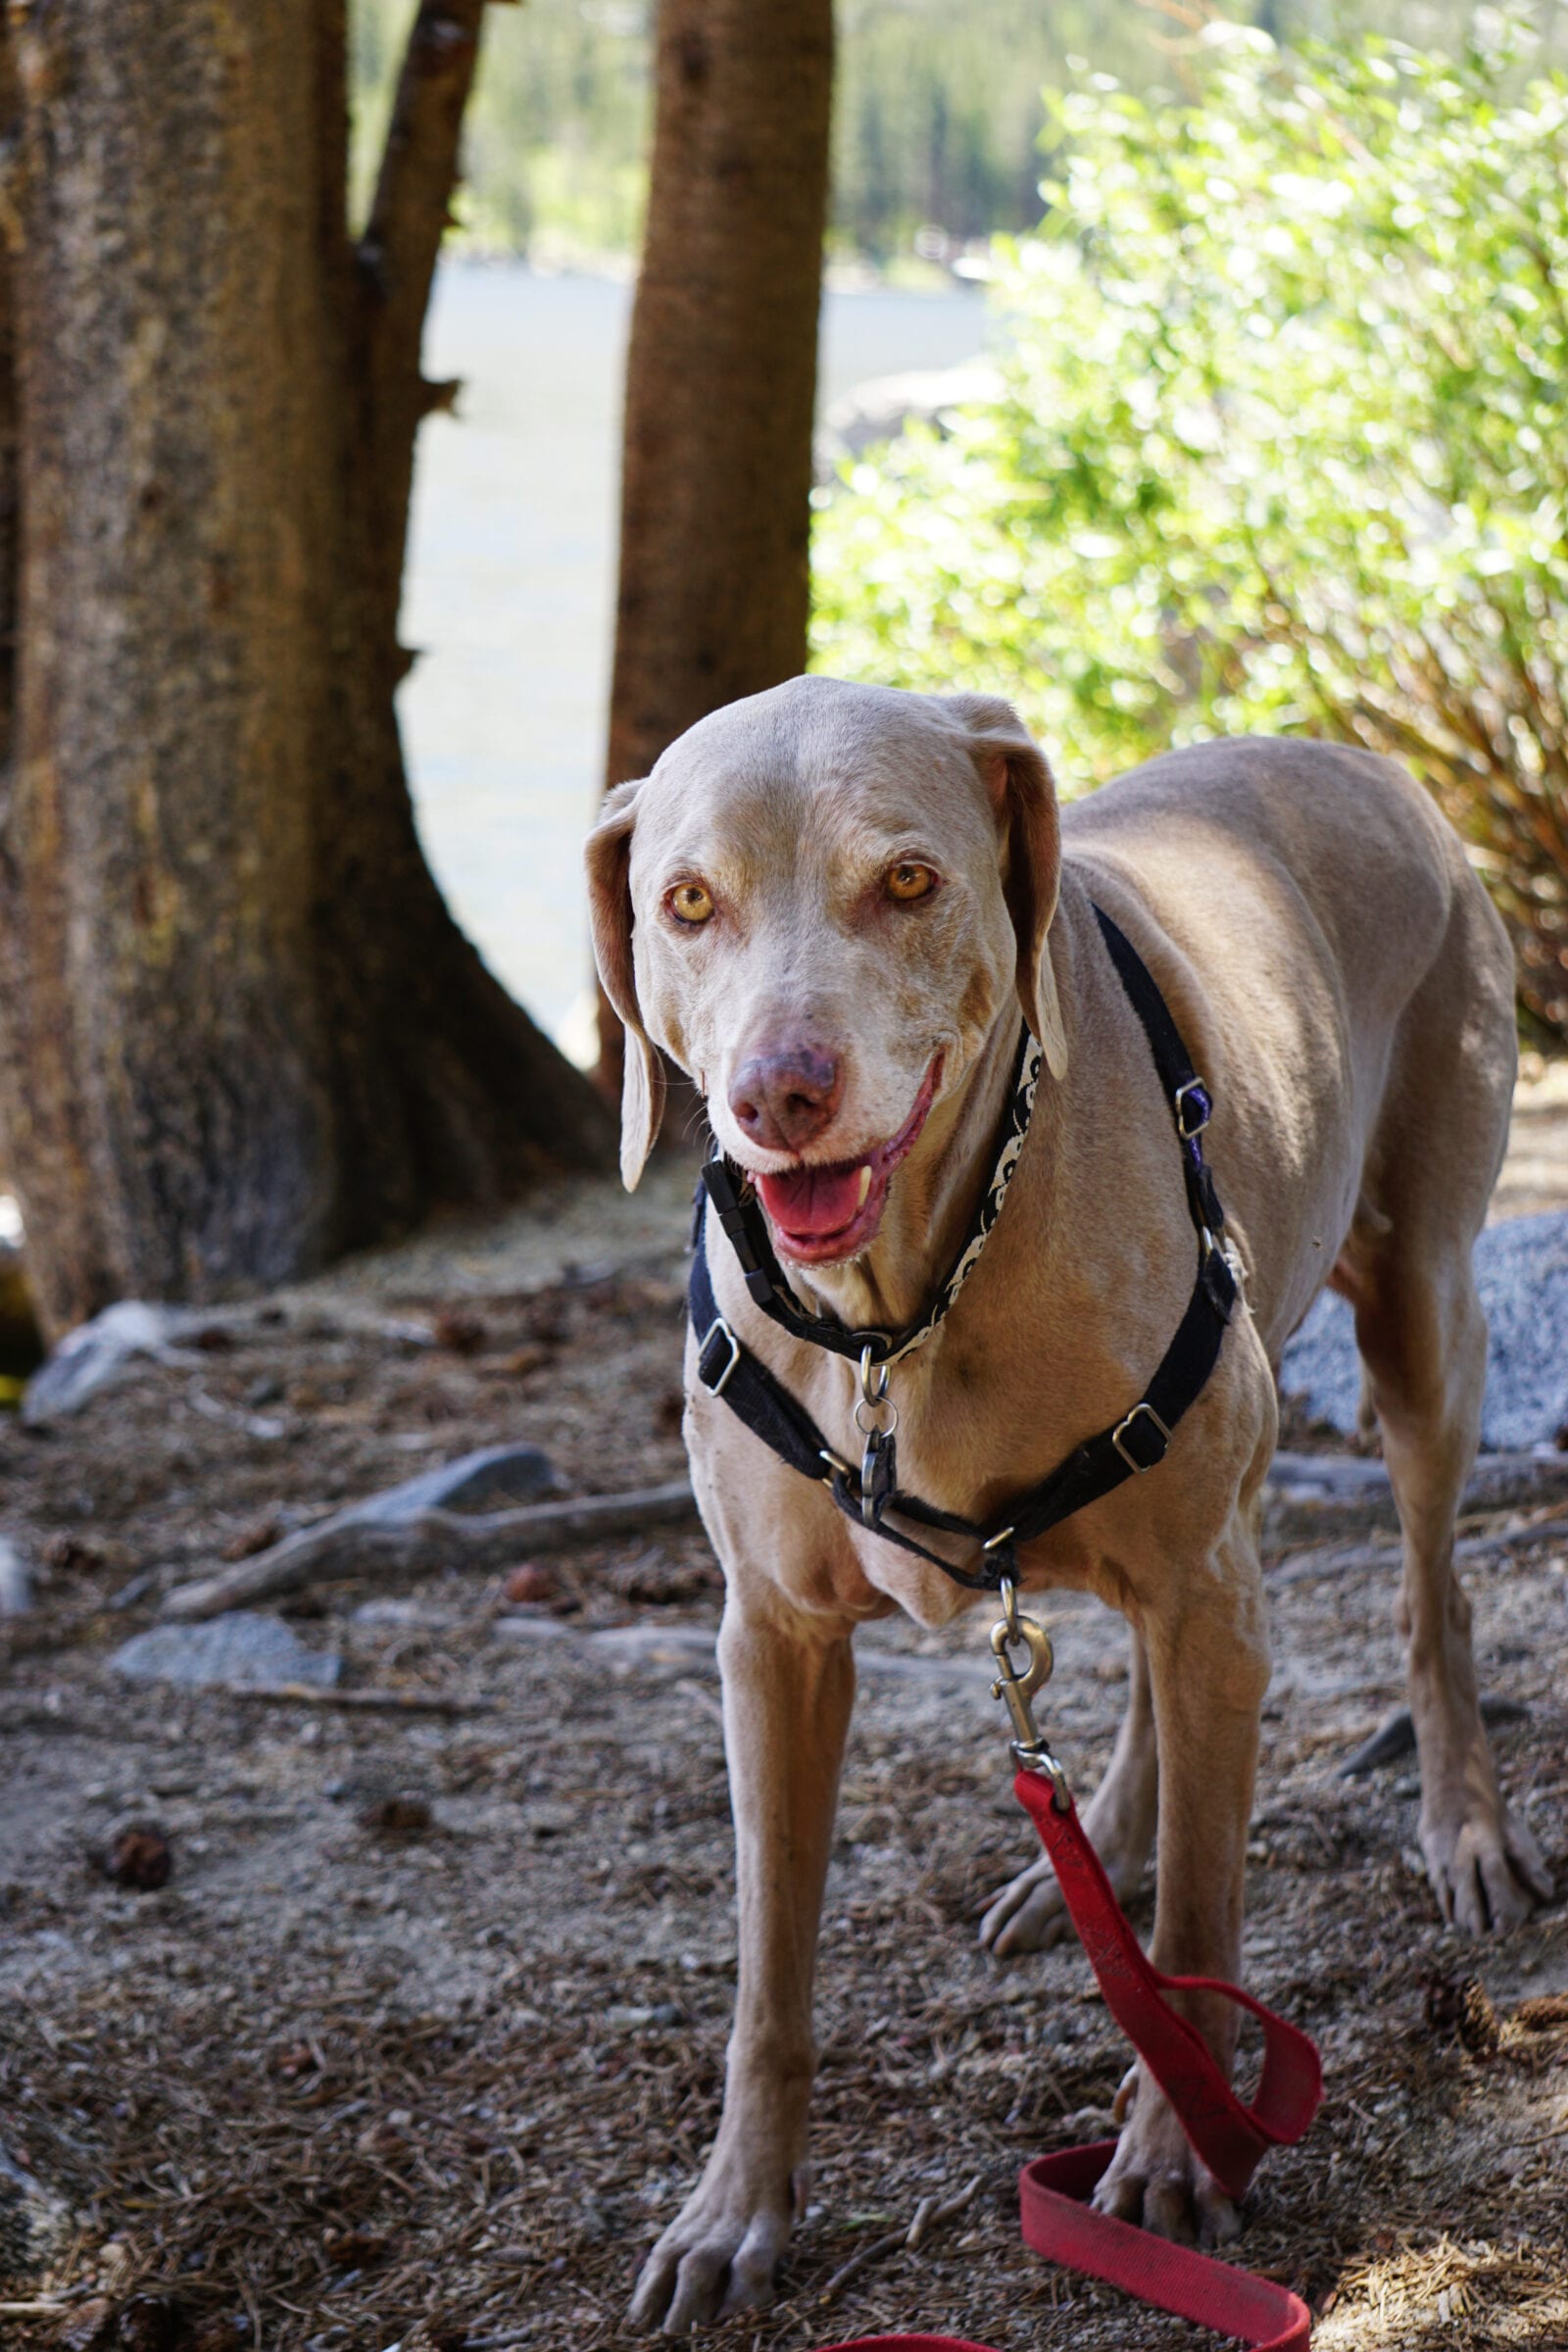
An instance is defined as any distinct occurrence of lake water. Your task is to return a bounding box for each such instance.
[401,262,989,1059]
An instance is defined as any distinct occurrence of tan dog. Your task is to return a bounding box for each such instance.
[586,677,1551,2333]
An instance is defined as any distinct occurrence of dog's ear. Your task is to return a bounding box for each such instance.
[585,777,667,1190]
[942,695,1067,1078]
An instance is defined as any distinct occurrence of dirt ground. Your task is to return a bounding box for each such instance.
[2,1066,1567,2352]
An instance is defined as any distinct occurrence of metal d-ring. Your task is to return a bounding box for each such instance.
[854,1393,900,1439]
[854,1342,898,1439]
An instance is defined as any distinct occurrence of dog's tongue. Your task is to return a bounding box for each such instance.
[754,1160,866,1240]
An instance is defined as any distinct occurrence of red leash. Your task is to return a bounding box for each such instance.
[812,1608,1321,2351]
[1012,1771,1322,2202]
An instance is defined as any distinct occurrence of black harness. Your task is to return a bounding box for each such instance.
[689,906,1240,1591]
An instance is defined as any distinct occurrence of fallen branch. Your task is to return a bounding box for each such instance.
[1264,1446,1568,1555]
[221,1682,497,1718]
[160,1442,697,1622]
[493,1615,988,1688]
[1270,1506,1568,1588]
[1267,1446,1568,1505]
[1337,1692,1529,1779]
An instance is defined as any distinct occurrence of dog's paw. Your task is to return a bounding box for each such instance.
[979,1823,1152,1957]
[1091,2063,1241,2247]
[628,2163,798,2335]
[1421,1793,1554,1937]
[978,1854,1076,1955]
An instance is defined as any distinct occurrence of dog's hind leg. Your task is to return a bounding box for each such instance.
[1338,904,1552,1935]
[978,1625,1157,1956]
[1345,1228,1552,1933]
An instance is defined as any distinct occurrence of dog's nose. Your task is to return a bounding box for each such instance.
[729,1046,843,1153]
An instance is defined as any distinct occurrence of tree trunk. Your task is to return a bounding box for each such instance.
[599,0,834,1081]
[0,0,612,1343]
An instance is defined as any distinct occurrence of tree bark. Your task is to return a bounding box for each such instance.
[0,0,612,1342]
[599,0,834,1081]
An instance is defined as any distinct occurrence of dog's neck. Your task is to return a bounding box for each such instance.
[777,1001,1028,1338]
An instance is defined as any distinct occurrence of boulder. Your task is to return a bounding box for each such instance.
[1281,1208,1568,1451]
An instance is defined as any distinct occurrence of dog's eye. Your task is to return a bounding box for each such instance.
[885,861,937,904]
[668,881,715,925]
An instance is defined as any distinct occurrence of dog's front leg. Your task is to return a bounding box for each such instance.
[1092,1524,1270,2247]
[629,1582,855,2334]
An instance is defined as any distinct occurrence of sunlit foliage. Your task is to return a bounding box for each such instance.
[811,15,1568,1039]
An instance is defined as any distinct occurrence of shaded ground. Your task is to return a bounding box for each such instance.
[2,1074,1567,2352]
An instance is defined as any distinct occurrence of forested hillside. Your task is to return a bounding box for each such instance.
[351,0,1512,265]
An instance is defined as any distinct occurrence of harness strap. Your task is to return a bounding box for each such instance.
[690,904,1237,1587]
[692,1253,838,1490]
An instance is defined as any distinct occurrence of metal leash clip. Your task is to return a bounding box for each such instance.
[989,1577,1069,1808]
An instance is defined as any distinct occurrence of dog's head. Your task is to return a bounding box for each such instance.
[586,676,1066,1261]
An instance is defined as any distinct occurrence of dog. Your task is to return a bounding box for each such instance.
[585,676,1552,2332]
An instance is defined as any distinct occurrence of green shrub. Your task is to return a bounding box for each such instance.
[810,15,1568,1042]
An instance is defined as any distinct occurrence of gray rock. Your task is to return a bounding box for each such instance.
[22,1298,184,1424]
[0,1535,32,1616]
[350,1440,563,1523]
[112,1608,341,1690]
[1281,1207,1568,1450]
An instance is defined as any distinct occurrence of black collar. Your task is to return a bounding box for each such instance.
[688,904,1239,1590]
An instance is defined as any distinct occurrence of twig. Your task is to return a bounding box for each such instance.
[0,2306,67,2319]
[185,1382,286,1442]
[816,2171,984,2303]
[221,1683,497,1718]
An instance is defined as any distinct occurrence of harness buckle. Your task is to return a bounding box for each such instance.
[1174,1077,1211,1140]
[697,1315,742,1398]
[1111,1400,1172,1474]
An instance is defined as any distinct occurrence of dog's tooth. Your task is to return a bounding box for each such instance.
[857,1164,872,1206]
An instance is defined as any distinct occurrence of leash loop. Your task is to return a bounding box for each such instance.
[810,1627,1321,2352]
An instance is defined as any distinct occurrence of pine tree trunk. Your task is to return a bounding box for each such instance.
[599,0,834,1080]
[0,0,612,1342]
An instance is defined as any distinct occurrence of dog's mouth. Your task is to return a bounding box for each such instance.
[749,1057,943,1264]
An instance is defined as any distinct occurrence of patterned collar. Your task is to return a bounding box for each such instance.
[697,1019,1043,1372]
